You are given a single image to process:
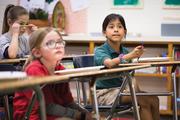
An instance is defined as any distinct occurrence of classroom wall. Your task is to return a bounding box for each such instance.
[60,0,87,34]
[0,0,87,34]
[0,0,17,34]
[0,0,180,37]
[87,0,180,37]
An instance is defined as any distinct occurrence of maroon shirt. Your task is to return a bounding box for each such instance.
[13,60,74,120]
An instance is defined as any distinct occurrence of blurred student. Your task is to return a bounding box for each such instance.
[13,27,92,120]
[94,13,160,120]
[0,4,37,59]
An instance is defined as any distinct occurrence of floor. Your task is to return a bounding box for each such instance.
[70,82,180,120]
[96,111,180,120]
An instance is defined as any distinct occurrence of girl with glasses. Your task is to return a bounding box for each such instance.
[13,27,92,120]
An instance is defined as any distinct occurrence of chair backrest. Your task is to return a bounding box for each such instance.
[61,58,75,69]
[0,64,17,120]
[72,55,94,106]
[73,55,94,68]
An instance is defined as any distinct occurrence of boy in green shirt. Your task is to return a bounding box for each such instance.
[94,13,160,120]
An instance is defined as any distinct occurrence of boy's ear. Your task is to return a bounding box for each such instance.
[103,31,106,36]
[124,30,127,35]
[32,48,42,58]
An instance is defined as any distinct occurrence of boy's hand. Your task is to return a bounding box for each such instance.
[129,45,144,59]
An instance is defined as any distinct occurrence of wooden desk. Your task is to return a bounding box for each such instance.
[1,60,179,120]
[141,61,180,120]
[0,64,150,120]
[63,36,180,115]
[0,65,150,92]
[117,61,180,120]
[118,61,180,67]
[0,58,27,64]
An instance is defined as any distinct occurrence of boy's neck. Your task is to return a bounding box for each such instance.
[107,40,121,53]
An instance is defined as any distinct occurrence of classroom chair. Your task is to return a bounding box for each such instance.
[0,64,17,120]
[72,54,135,120]
[73,54,94,105]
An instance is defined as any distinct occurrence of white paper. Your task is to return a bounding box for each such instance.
[55,66,104,75]
[19,0,45,11]
[133,57,170,63]
[29,0,45,10]
[70,0,89,12]
[0,72,27,80]
[46,0,59,14]
[19,0,30,11]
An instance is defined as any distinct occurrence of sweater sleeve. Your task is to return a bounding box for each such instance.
[46,103,78,119]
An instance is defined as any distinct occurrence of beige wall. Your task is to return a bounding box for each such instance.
[87,0,180,37]
[0,0,87,35]
[0,0,18,35]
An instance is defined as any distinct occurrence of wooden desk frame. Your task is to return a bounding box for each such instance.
[0,65,151,120]
[71,61,180,120]
[104,61,180,120]
[0,61,179,120]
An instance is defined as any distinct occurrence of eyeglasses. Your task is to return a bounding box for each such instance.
[45,40,66,49]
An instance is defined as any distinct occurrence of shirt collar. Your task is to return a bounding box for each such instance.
[105,41,123,54]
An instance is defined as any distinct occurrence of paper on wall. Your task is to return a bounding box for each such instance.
[19,0,45,11]
[70,0,89,12]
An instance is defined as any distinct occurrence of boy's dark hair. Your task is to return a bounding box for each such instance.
[2,4,28,34]
[102,13,127,36]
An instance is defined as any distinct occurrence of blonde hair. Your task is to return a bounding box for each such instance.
[23,27,62,70]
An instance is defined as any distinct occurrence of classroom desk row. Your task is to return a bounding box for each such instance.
[0,58,27,64]
[0,61,180,120]
[0,54,94,64]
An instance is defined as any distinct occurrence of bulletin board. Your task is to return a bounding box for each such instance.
[113,0,143,8]
[18,0,88,34]
[163,0,180,9]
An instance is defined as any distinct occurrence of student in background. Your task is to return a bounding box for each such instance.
[94,13,160,120]
[0,4,37,59]
[13,27,92,120]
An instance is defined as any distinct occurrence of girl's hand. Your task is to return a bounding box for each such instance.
[129,45,144,59]
[11,22,20,36]
[26,24,38,35]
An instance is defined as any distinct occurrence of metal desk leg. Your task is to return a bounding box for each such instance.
[3,95,11,120]
[106,75,128,120]
[75,79,81,105]
[125,72,141,120]
[92,78,100,120]
[172,73,178,120]
[34,86,46,120]
[24,92,37,120]
[24,86,46,120]
[81,81,88,106]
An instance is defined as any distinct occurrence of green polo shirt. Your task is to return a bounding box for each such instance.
[94,42,130,89]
